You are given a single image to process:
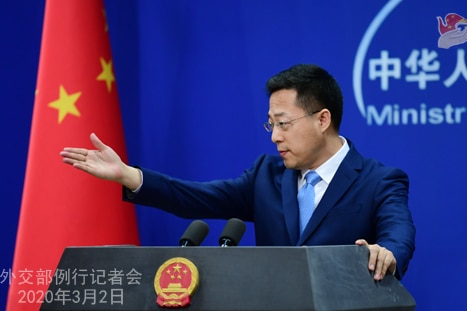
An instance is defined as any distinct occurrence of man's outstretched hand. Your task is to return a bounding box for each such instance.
[60,133,141,190]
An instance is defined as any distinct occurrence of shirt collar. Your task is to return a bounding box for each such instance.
[299,136,350,185]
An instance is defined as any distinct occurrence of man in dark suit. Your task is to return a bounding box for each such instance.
[60,64,415,281]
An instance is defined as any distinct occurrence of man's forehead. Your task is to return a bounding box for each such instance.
[268,104,304,118]
[268,110,286,116]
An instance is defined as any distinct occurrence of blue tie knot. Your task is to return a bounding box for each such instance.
[305,171,321,186]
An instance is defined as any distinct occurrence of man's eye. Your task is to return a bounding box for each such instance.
[278,121,288,127]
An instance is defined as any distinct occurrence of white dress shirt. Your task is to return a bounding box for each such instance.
[298,136,350,209]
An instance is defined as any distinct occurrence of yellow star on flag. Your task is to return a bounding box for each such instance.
[48,85,82,124]
[97,57,115,92]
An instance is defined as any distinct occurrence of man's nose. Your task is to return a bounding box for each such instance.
[271,127,283,144]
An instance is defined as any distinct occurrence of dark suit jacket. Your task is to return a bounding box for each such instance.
[124,140,415,279]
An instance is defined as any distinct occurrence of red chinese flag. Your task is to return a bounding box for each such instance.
[7,1,140,310]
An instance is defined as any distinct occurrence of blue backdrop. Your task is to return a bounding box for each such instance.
[1,1,466,310]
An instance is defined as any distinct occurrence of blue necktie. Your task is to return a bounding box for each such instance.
[298,171,321,234]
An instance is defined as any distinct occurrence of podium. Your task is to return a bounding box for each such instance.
[40,245,415,311]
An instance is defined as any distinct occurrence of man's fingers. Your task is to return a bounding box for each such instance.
[371,246,395,281]
[72,161,92,174]
[355,240,396,281]
[60,148,88,161]
[367,246,379,272]
[355,239,376,270]
[90,133,107,151]
[355,239,368,246]
[373,248,387,280]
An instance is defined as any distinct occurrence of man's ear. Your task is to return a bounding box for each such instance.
[318,109,332,132]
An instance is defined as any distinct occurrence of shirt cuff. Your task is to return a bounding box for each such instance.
[131,169,143,193]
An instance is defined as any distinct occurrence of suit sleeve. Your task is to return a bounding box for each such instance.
[121,157,268,221]
[373,167,416,279]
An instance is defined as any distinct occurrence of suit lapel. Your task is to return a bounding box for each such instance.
[281,169,300,245]
[297,145,363,245]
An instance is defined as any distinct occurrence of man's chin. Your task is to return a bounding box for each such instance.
[282,159,297,170]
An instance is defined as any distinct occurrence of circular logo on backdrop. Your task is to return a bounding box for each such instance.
[352,0,467,127]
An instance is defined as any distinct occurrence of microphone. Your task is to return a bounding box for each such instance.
[179,220,210,247]
[218,218,246,247]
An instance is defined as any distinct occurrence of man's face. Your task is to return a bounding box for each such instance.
[267,89,325,170]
